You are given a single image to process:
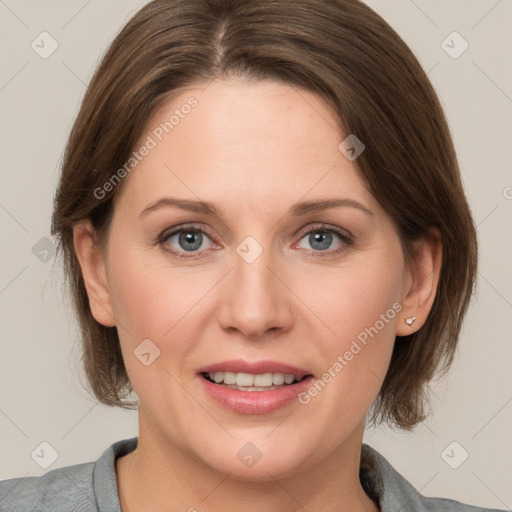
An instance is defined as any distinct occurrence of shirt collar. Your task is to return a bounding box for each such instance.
[361,443,430,511]
[93,436,138,512]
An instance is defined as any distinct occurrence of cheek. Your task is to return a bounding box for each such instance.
[106,252,201,404]
[107,245,202,338]
[293,256,402,415]
[296,253,403,346]
[109,248,191,380]
[108,261,167,340]
[106,247,221,381]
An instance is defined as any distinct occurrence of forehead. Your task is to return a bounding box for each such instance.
[115,79,378,218]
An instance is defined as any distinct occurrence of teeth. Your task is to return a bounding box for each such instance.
[223,372,236,385]
[236,372,254,387]
[284,374,295,384]
[272,373,285,385]
[253,373,273,386]
[206,371,304,387]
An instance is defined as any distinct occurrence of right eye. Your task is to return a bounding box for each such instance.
[159,224,219,259]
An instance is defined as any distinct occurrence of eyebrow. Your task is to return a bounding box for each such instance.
[139,196,374,219]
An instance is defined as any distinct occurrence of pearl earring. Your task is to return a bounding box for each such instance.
[405,316,416,326]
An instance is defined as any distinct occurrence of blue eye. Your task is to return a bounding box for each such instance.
[303,230,334,251]
[161,226,214,258]
[171,229,205,251]
[158,223,352,259]
[294,224,353,257]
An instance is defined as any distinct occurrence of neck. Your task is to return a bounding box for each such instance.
[116,417,379,512]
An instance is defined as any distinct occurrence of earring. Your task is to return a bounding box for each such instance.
[405,316,416,326]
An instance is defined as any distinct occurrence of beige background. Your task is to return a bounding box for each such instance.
[1,0,511,508]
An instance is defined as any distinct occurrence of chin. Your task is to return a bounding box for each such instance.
[189,432,323,482]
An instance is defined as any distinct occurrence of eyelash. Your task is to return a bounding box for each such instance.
[157,223,353,260]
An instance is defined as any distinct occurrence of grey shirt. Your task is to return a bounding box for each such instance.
[0,437,506,511]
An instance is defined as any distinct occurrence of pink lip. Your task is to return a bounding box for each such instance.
[197,374,315,414]
[196,359,314,415]
[197,359,312,378]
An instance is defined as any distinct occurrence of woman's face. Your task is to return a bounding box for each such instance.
[88,79,413,478]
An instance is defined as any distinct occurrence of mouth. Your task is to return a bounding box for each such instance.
[200,371,310,391]
[196,360,315,414]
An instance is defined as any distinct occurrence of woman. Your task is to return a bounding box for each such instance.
[0,0,506,510]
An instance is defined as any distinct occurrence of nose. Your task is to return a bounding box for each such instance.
[215,242,294,340]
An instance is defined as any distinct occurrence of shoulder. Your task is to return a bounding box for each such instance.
[0,437,137,512]
[421,497,505,512]
[0,461,96,512]
[361,444,506,512]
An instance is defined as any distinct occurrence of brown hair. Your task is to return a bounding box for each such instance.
[51,0,477,430]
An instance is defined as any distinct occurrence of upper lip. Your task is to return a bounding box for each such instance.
[197,359,313,378]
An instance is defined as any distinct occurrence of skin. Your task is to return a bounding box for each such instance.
[73,78,442,512]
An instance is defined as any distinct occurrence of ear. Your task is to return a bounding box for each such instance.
[73,219,116,327]
[396,228,442,335]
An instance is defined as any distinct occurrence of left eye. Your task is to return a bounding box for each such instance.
[293,225,352,256]
[296,228,346,252]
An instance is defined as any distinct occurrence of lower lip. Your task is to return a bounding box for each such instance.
[197,374,315,414]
